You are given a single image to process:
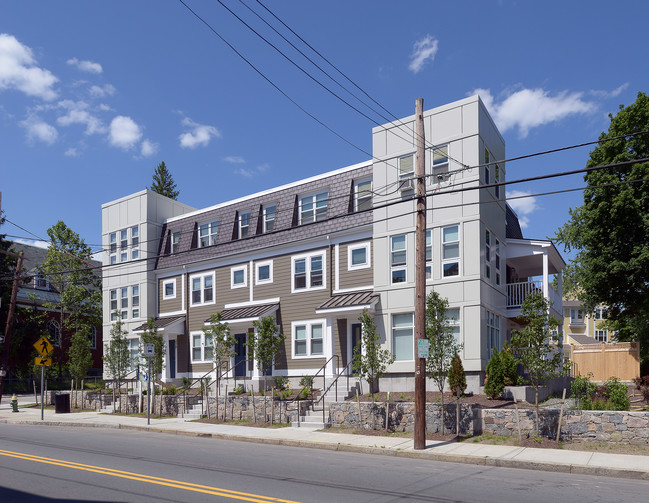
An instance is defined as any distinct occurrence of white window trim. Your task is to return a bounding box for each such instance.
[390,234,407,284]
[348,242,371,271]
[442,224,461,278]
[431,144,449,167]
[262,205,276,233]
[231,265,248,289]
[190,330,213,363]
[298,191,329,225]
[190,272,215,307]
[163,279,176,300]
[291,249,327,293]
[391,312,414,362]
[291,319,326,359]
[238,211,251,239]
[255,260,273,285]
[198,220,219,248]
[354,178,372,212]
[170,230,181,254]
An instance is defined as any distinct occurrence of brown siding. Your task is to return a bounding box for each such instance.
[158,277,182,313]
[339,240,373,290]
[222,264,250,304]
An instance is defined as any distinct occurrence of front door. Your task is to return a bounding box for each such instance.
[350,323,362,373]
[234,334,246,377]
[169,340,176,379]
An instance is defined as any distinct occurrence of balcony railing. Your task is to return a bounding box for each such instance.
[506,280,562,314]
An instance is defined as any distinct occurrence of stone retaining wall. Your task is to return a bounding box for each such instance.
[206,396,307,424]
[329,402,649,444]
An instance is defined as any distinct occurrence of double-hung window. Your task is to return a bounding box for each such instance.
[120,229,128,250]
[425,230,432,280]
[231,265,247,289]
[127,338,139,371]
[110,289,118,320]
[446,308,461,346]
[109,232,117,263]
[190,273,214,306]
[348,242,370,270]
[484,149,491,184]
[392,313,414,361]
[354,178,372,212]
[594,307,607,320]
[398,154,414,190]
[263,205,276,233]
[432,145,448,167]
[163,279,176,300]
[198,220,219,247]
[292,320,324,358]
[391,234,407,283]
[131,285,139,319]
[570,309,584,323]
[292,251,326,292]
[170,231,180,254]
[191,332,213,362]
[238,211,251,238]
[442,225,460,277]
[299,191,328,224]
[487,311,500,358]
[595,329,608,342]
[485,229,491,280]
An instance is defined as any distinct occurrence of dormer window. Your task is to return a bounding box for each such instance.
[238,211,251,238]
[263,204,276,233]
[299,191,328,224]
[170,231,180,253]
[198,220,219,247]
[34,272,48,290]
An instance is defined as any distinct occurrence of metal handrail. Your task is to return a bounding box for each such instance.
[285,354,339,425]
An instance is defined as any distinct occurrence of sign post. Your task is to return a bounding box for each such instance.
[33,337,54,421]
[144,343,155,425]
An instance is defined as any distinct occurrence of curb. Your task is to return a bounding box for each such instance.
[2,418,648,481]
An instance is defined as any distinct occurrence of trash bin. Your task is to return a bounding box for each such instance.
[54,393,70,413]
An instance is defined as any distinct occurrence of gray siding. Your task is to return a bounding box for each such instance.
[158,277,182,313]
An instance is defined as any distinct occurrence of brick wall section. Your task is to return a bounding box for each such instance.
[156,164,373,270]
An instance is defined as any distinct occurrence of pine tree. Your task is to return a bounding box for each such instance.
[448,353,466,396]
[150,161,179,200]
[484,349,504,399]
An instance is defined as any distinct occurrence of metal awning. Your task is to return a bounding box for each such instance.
[133,315,185,334]
[213,303,279,325]
[315,290,378,314]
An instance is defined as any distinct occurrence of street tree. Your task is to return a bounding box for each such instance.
[103,317,132,412]
[203,312,235,415]
[41,221,101,379]
[248,315,285,392]
[555,91,649,366]
[150,161,179,200]
[67,331,93,407]
[352,309,394,398]
[510,292,568,436]
[425,291,462,434]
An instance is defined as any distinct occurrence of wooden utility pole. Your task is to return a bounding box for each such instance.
[414,98,427,449]
[0,250,24,404]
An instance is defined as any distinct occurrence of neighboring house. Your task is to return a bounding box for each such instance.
[101,95,565,393]
[562,300,613,345]
[12,242,103,376]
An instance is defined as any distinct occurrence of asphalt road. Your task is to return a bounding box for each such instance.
[0,423,647,503]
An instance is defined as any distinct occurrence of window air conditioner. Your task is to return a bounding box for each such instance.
[399,179,414,191]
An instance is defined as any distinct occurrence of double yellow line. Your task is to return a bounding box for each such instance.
[0,449,301,503]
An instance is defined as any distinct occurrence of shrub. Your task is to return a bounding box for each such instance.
[604,376,630,411]
[299,387,311,399]
[299,375,314,388]
[500,343,520,386]
[274,375,289,391]
[448,353,467,396]
[570,373,597,409]
[233,386,243,395]
[484,349,504,399]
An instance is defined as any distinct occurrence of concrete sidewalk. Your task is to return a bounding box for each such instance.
[2,394,649,481]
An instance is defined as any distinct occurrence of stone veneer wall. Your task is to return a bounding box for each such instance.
[329,402,649,444]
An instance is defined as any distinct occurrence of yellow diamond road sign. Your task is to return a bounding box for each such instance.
[34,336,54,357]
[35,357,52,366]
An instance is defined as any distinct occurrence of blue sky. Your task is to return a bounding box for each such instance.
[1,1,646,260]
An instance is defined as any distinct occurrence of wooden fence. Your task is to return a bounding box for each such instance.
[570,342,640,382]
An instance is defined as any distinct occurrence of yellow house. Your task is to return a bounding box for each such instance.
[562,299,611,345]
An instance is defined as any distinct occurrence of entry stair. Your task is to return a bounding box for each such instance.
[292,379,360,429]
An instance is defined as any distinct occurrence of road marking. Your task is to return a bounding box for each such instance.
[0,449,301,503]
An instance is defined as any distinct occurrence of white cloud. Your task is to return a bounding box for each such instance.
[408,35,439,74]
[234,163,270,178]
[224,156,245,164]
[140,139,158,157]
[471,87,596,138]
[179,117,221,149]
[20,115,58,144]
[590,83,629,99]
[109,115,142,149]
[67,57,102,74]
[56,100,105,135]
[89,84,115,98]
[64,147,80,157]
[0,33,58,101]
[506,189,539,229]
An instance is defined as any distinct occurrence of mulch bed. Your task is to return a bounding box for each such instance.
[349,391,529,409]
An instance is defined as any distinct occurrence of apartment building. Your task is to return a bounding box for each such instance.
[101,95,565,393]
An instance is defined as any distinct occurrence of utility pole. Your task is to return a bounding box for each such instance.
[414,98,427,449]
[0,250,24,404]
